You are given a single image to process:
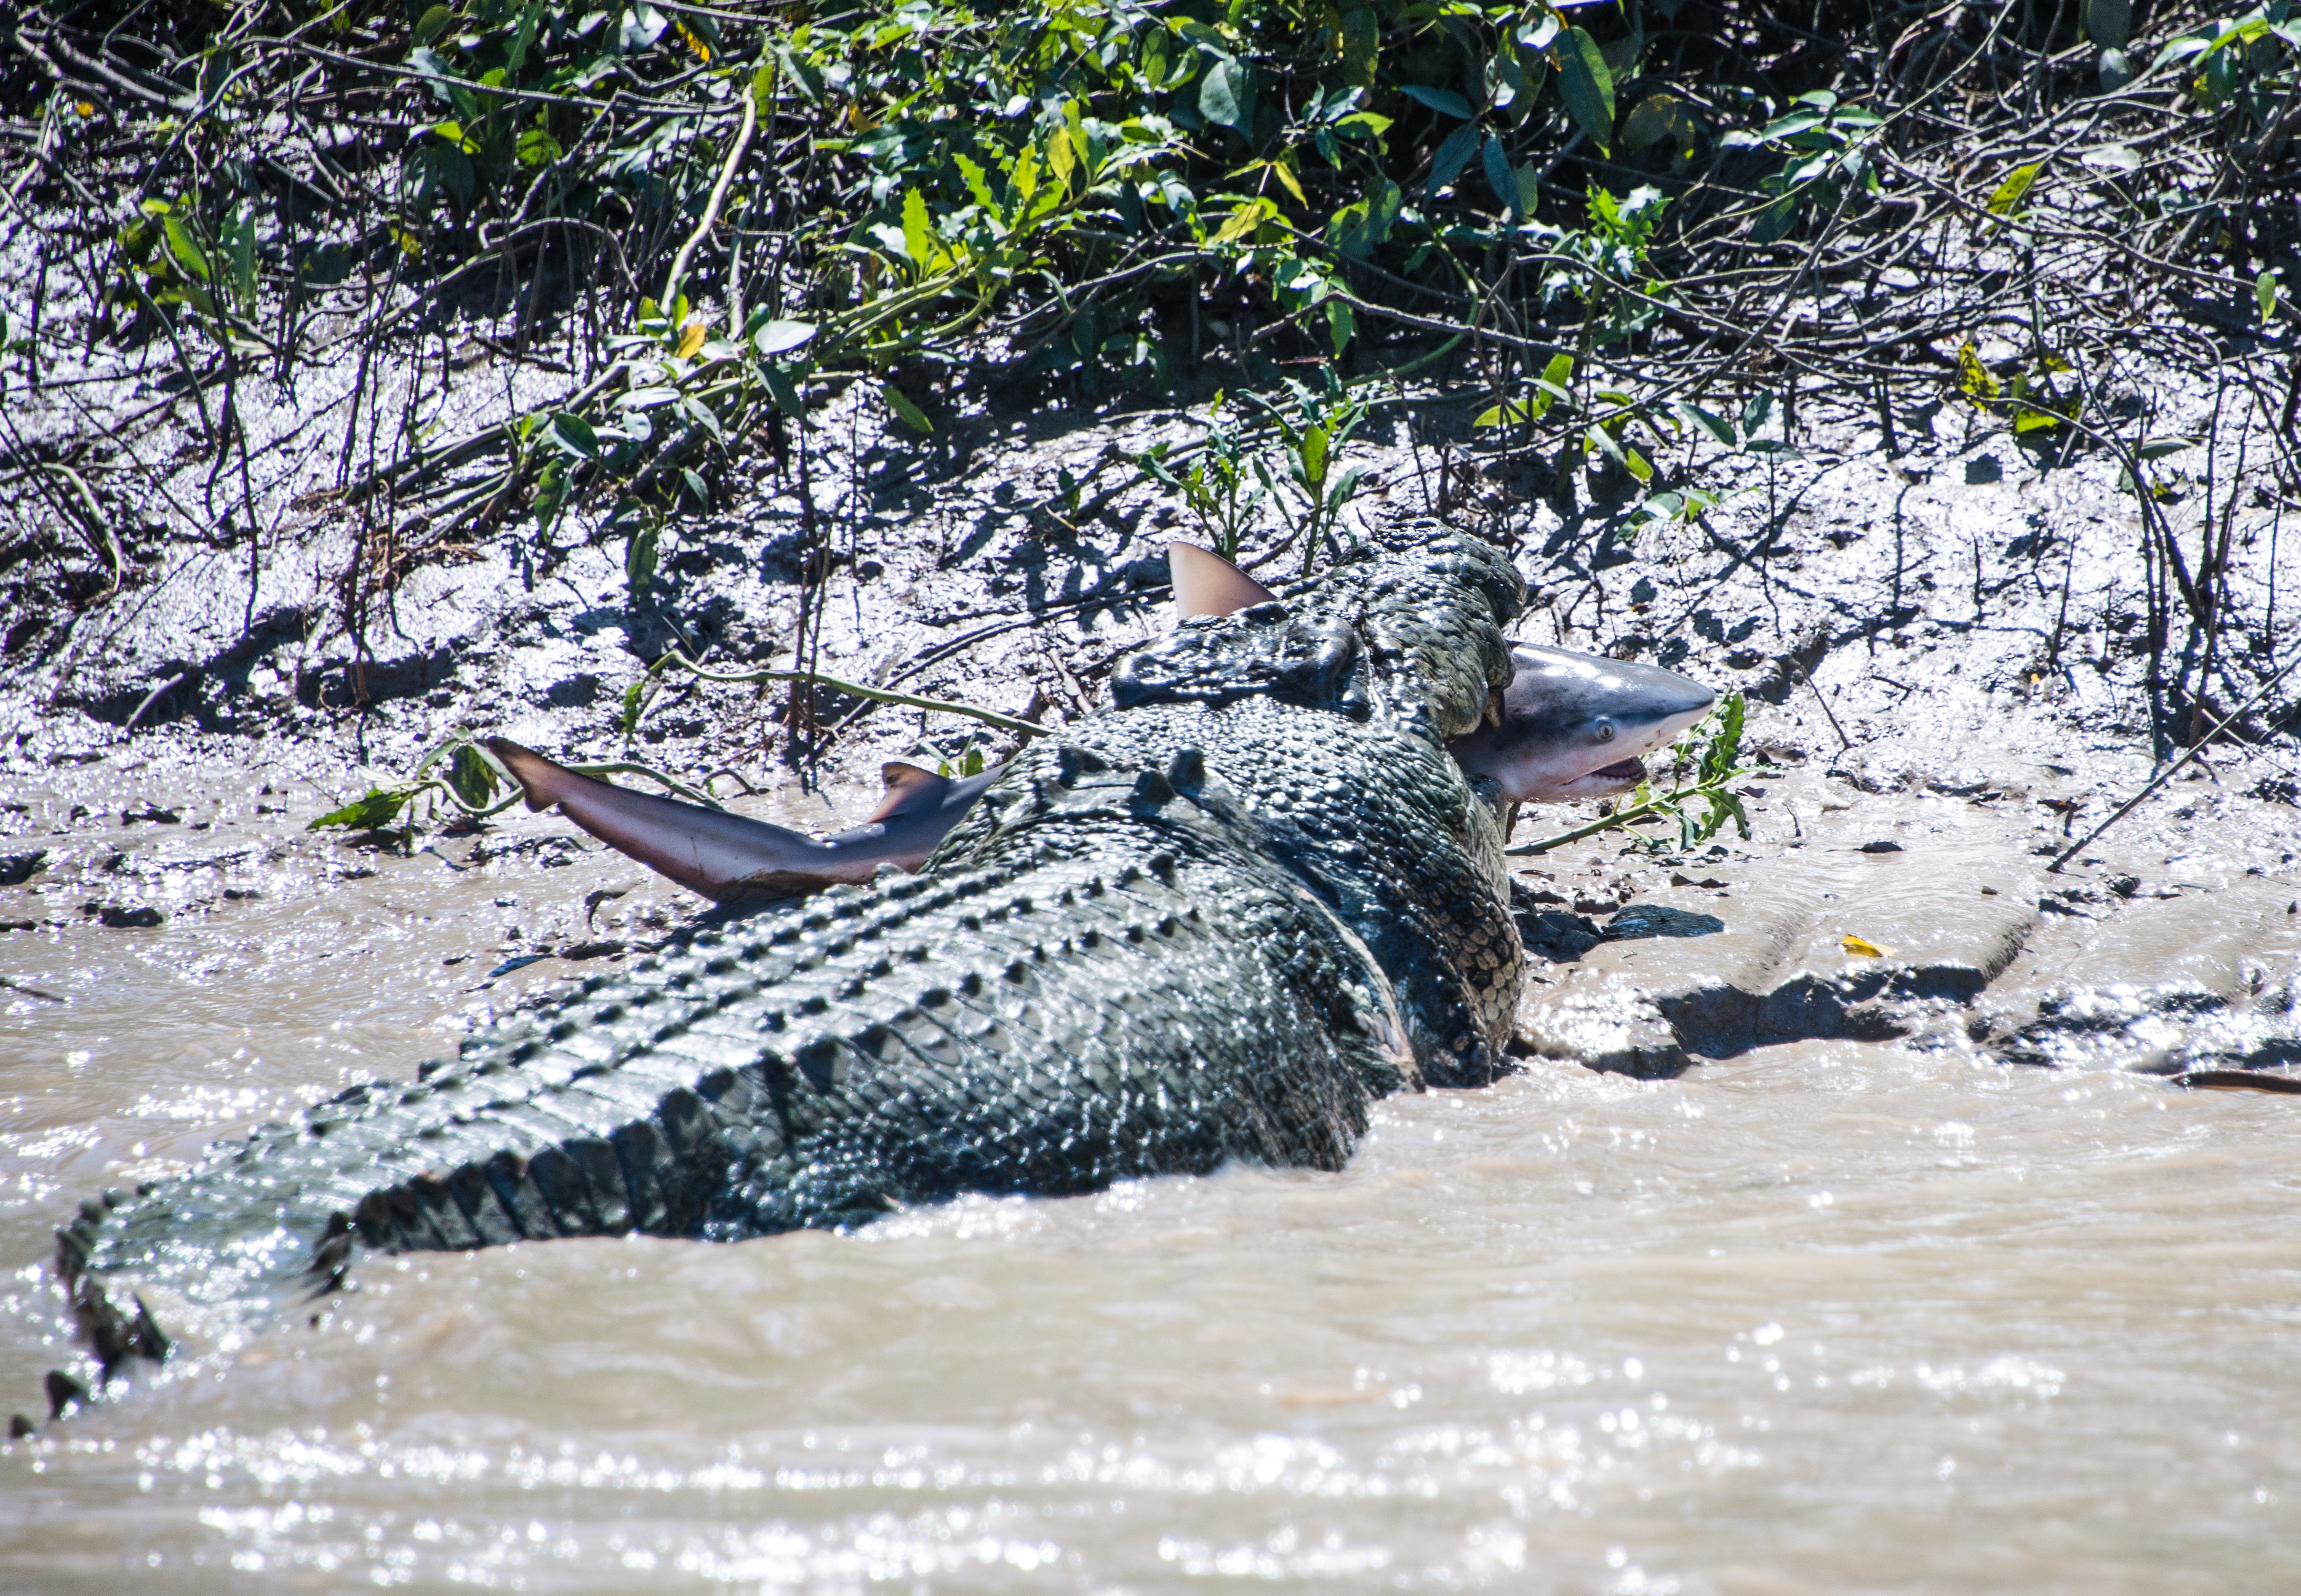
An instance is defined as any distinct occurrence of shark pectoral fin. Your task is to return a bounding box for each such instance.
[870,762,954,823]
[1168,542,1278,620]
[484,737,571,813]
[481,736,841,903]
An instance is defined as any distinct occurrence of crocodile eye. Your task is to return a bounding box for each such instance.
[1594,718,1616,743]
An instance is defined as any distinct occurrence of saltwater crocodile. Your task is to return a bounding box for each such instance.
[33,528,1566,1424]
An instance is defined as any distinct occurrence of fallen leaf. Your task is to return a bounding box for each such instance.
[1842,934,1890,958]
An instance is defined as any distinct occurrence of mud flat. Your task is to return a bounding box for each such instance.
[4,382,2299,1590]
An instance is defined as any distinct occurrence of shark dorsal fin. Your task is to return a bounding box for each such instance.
[870,761,953,823]
[1168,542,1277,620]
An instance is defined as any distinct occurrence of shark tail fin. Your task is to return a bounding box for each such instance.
[486,737,583,813]
[1168,542,1277,620]
[481,736,855,903]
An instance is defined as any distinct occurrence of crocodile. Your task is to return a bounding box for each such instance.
[32,526,1532,1426]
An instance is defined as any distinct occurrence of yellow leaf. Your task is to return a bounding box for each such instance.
[1955,340,1998,405]
[1985,161,2042,218]
[675,321,707,359]
[674,20,710,60]
[1271,156,1307,206]
[1213,198,1275,243]
[1841,934,1890,959]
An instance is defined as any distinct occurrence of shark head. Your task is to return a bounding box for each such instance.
[1447,644,1716,804]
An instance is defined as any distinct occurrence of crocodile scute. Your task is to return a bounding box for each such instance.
[40,527,1526,1416]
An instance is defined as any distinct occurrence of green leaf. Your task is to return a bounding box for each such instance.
[1399,84,1474,120]
[414,4,453,45]
[308,786,412,832]
[900,187,934,267]
[1741,391,1775,436]
[1702,693,1746,784]
[549,411,601,459]
[1541,352,1575,393]
[2082,0,2131,48]
[1621,94,1680,151]
[1623,445,1653,484]
[446,743,498,810]
[1329,173,1401,258]
[752,319,816,357]
[625,521,659,595]
[883,383,934,434]
[1986,162,2043,218]
[954,153,1000,220]
[2137,437,2194,461]
[161,216,210,282]
[1325,298,1357,357]
[1751,193,1800,244]
[1424,121,1483,203]
[1674,401,1736,448]
[759,361,807,421]
[1212,197,1277,243]
[1481,135,1518,215]
[1200,56,1254,131]
[2259,269,2281,323]
[532,458,570,536]
[1300,424,1329,486]
[1554,26,1616,156]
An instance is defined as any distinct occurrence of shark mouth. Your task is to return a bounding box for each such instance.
[1591,756,1646,783]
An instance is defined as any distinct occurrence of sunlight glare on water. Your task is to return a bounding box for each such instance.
[3,782,2299,1593]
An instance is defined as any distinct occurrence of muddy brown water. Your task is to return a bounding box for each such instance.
[4,761,2300,1593]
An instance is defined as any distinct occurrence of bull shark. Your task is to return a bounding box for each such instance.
[483,544,1712,898]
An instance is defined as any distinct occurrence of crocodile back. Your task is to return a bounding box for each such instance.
[45,528,1523,1408]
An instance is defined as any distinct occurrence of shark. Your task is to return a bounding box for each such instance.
[484,544,1712,899]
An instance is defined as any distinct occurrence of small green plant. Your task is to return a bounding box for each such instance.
[914,737,990,778]
[1530,183,1673,344]
[1141,398,1270,565]
[1244,367,1371,576]
[1508,692,1767,858]
[1138,393,1268,561]
[1720,90,1886,243]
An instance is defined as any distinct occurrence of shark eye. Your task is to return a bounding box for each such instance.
[1594,718,1616,743]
